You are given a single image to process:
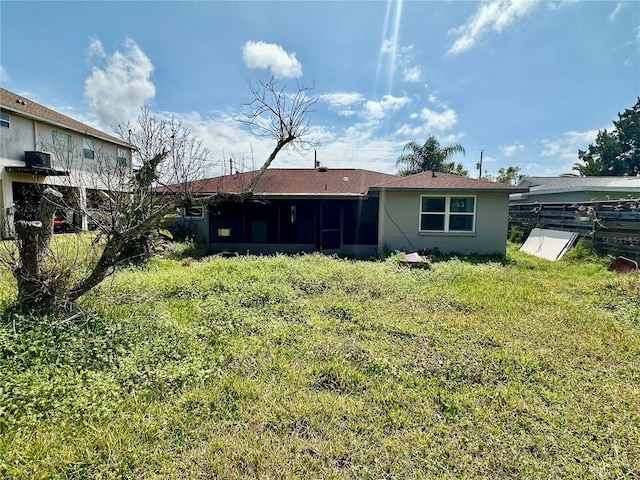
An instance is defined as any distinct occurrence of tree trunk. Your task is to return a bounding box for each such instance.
[14,188,62,309]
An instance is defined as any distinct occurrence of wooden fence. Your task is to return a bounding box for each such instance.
[509,198,640,260]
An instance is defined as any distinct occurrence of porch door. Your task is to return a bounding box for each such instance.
[320,200,342,253]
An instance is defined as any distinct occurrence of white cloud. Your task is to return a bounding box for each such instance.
[381,39,393,54]
[167,108,406,175]
[396,103,459,139]
[541,129,601,159]
[242,41,302,78]
[84,38,155,129]
[418,106,458,132]
[395,123,423,138]
[500,143,525,157]
[363,95,410,120]
[320,92,364,117]
[175,110,274,174]
[380,38,420,76]
[0,65,9,82]
[315,137,404,173]
[184,90,410,174]
[403,66,422,83]
[609,3,624,21]
[448,1,539,55]
[320,92,365,108]
[87,37,106,58]
[444,132,466,144]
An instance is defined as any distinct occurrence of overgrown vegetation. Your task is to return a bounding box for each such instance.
[7,78,317,311]
[1,245,638,478]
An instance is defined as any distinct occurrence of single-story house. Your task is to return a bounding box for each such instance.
[177,167,527,257]
[510,175,640,204]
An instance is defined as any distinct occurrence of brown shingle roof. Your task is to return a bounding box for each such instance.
[179,169,529,196]
[0,87,130,147]
[186,168,398,196]
[371,171,529,193]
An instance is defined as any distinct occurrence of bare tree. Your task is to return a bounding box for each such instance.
[239,77,317,192]
[8,78,317,312]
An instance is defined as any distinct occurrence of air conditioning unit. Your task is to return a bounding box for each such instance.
[25,151,52,168]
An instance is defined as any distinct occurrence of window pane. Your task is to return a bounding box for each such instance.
[450,197,474,213]
[421,197,445,213]
[421,214,445,231]
[53,132,71,151]
[449,214,474,231]
[0,113,9,128]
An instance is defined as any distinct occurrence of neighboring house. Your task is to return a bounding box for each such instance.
[0,87,133,238]
[179,167,526,256]
[510,176,640,204]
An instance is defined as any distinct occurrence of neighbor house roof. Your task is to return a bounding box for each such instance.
[370,171,528,193]
[183,168,398,196]
[510,175,640,202]
[519,175,640,190]
[0,87,130,148]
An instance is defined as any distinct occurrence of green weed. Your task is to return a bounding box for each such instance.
[0,245,638,478]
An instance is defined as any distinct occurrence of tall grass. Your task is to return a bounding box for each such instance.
[0,244,638,478]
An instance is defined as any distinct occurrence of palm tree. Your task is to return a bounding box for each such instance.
[396,135,466,176]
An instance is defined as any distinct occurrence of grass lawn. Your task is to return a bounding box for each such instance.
[0,243,638,478]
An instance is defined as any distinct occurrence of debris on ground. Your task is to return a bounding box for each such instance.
[607,255,638,273]
[401,252,430,268]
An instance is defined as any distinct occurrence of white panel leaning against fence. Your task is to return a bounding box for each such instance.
[520,228,579,261]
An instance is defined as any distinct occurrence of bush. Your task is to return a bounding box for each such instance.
[561,238,604,263]
[508,225,524,243]
[165,238,209,260]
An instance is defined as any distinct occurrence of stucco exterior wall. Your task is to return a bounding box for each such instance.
[1,111,125,174]
[1,112,37,162]
[0,109,131,237]
[377,190,510,255]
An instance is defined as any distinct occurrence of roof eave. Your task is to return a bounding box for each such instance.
[1,104,133,149]
[370,186,528,194]
[189,192,368,198]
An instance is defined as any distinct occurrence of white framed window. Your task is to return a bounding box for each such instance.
[0,113,9,128]
[420,195,476,233]
[53,131,72,152]
[83,137,95,159]
[184,206,204,218]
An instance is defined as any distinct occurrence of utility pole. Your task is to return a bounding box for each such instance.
[476,150,483,179]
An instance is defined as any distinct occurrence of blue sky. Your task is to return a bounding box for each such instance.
[1,1,639,178]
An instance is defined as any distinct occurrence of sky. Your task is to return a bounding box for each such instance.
[1,0,639,179]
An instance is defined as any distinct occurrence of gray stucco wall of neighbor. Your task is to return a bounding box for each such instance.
[377,191,510,255]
